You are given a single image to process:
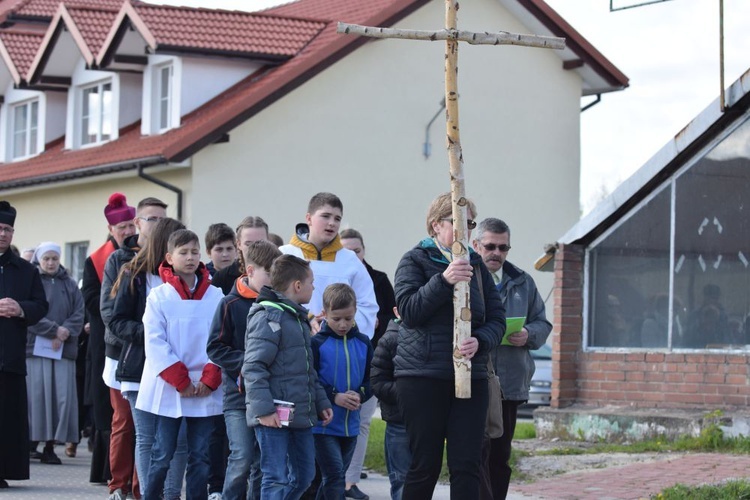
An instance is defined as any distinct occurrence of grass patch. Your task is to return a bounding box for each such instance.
[654,480,750,499]
[364,418,537,482]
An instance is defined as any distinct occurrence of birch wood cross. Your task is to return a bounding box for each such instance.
[338,2,565,398]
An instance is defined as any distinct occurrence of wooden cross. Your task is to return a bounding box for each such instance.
[338,2,565,398]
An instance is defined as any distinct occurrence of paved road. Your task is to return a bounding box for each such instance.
[2,443,451,499]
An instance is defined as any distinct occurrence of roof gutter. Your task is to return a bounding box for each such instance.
[137,163,183,221]
[0,155,165,193]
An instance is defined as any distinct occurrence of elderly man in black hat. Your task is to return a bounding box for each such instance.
[0,201,48,489]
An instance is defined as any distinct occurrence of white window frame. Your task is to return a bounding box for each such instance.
[79,79,113,147]
[156,63,173,132]
[10,99,39,160]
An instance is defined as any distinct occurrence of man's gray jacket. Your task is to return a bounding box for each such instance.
[492,261,552,401]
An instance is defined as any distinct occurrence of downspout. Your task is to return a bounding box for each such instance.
[137,164,183,221]
[581,94,601,113]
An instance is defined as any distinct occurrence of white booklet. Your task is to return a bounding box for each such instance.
[33,336,63,360]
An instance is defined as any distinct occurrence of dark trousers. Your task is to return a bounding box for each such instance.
[480,400,522,500]
[397,377,488,500]
[0,372,29,480]
[208,414,228,494]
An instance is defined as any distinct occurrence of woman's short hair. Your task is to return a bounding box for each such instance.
[425,192,477,236]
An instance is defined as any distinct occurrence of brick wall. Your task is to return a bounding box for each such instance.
[552,243,750,410]
[552,243,584,408]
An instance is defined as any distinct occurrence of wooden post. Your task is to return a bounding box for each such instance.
[338,3,564,398]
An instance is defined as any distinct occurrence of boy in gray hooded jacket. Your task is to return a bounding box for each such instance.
[242,254,333,500]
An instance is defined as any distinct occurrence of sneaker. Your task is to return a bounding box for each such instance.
[108,488,126,500]
[360,472,368,480]
[208,493,222,500]
[344,485,369,500]
[40,449,62,465]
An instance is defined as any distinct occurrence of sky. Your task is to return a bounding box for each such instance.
[150,0,750,214]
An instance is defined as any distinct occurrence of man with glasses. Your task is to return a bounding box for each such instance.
[0,201,48,489]
[100,196,168,500]
[472,218,551,500]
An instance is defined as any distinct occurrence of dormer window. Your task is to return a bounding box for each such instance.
[11,99,39,159]
[81,80,112,145]
[157,64,173,131]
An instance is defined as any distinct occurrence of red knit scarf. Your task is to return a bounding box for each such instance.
[158,261,211,300]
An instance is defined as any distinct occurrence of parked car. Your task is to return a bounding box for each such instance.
[518,343,552,416]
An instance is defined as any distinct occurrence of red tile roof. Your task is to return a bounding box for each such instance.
[129,3,327,58]
[12,0,121,18]
[66,5,119,57]
[0,28,44,80]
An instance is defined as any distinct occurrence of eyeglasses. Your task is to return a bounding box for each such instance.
[0,227,14,235]
[441,218,476,230]
[138,216,164,223]
[481,243,511,252]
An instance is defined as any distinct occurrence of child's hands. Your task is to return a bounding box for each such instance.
[310,314,323,335]
[194,382,212,397]
[178,384,195,398]
[334,391,361,411]
[258,413,281,428]
[319,408,333,426]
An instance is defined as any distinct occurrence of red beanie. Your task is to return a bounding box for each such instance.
[104,192,135,225]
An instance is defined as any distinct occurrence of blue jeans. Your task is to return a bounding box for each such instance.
[314,434,357,500]
[384,422,411,500]
[255,426,315,500]
[124,391,188,500]
[146,415,214,500]
[223,409,261,500]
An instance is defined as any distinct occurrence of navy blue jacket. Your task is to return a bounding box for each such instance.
[311,322,373,437]
[207,277,257,411]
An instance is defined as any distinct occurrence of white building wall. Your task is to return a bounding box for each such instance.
[179,56,260,116]
[6,167,191,264]
[189,0,582,303]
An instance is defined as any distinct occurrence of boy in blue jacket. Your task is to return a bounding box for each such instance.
[311,283,373,499]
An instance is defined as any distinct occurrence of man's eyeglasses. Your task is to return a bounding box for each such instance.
[482,243,511,252]
[441,218,476,230]
[0,227,14,235]
[138,216,164,223]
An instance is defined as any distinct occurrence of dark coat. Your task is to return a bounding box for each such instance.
[393,238,505,380]
[206,278,257,411]
[492,260,552,401]
[0,251,48,374]
[370,320,402,424]
[101,234,139,360]
[109,270,147,383]
[212,261,242,295]
[26,265,84,361]
[365,260,396,349]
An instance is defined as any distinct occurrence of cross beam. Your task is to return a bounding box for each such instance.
[339,2,565,398]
